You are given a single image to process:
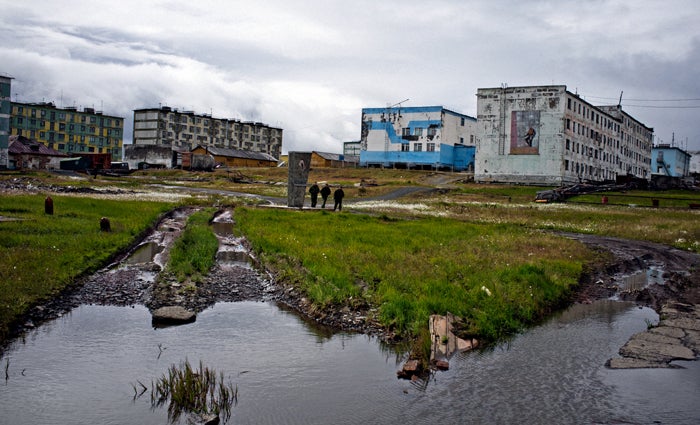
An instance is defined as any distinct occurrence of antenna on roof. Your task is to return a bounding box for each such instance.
[618,91,623,107]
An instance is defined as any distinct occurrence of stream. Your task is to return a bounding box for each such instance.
[1,298,699,424]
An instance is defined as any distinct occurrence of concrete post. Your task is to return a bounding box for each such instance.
[287,152,312,208]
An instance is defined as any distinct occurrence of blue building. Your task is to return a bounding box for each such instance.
[0,74,12,169]
[652,144,690,177]
[360,106,476,171]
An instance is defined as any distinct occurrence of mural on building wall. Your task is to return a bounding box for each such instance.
[510,111,540,154]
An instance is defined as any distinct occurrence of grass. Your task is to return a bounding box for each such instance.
[234,207,590,342]
[0,194,173,342]
[3,168,699,359]
[165,209,219,283]
[146,359,237,424]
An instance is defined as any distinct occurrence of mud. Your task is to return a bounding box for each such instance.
[562,233,700,367]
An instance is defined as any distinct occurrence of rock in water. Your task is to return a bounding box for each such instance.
[151,306,196,326]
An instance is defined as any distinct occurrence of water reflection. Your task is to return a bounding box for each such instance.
[1,300,698,424]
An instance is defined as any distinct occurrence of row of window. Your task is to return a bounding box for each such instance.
[14,107,121,127]
[13,118,122,135]
[399,143,436,152]
[565,138,650,168]
[158,130,267,143]
[567,98,618,132]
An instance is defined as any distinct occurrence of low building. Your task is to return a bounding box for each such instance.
[652,145,691,177]
[8,135,67,170]
[310,151,358,168]
[191,145,278,168]
[360,105,477,171]
[10,101,124,161]
[475,85,653,185]
[123,144,176,170]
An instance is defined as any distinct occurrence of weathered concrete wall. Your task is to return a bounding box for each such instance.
[475,85,653,185]
[287,151,312,207]
[475,86,567,185]
[124,144,173,169]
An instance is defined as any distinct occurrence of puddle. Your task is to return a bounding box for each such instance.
[212,210,253,269]
[125,242,163,265]
[614,266,665,295]
[211,221,233,237]
[217,249,253,269]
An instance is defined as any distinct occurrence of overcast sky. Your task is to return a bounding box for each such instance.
[2,0,700,153]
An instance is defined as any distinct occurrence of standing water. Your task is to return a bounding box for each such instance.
[1,299,698,424]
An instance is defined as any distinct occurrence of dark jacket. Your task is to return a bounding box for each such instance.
[320,185,331,198]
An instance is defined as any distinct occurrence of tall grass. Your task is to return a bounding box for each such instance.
[149,359,237,424]
[234,207,589,341]
[0,194,173,342]
[166,209,219,283]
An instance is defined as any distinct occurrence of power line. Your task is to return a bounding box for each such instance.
[584,94,700,102]
[621,104,700,109]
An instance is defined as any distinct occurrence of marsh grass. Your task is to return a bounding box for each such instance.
[0,194,173,342]
[148,359,237,424]
[166,209,219,283]
[235,207,589,341]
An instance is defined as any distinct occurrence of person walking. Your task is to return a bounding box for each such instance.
[320,183,331,208]
[333,185,345,211]
[309,182,320,208]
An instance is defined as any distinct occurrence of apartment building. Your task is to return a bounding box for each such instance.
[359,106,477,171]
[10,101,124,161]
[475,85,653,185]
[0,75,12,168]
[132,106,282,160]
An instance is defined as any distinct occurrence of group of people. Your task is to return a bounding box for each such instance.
[308,182,344,211]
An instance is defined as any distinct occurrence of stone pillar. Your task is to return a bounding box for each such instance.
[287,152,312,208]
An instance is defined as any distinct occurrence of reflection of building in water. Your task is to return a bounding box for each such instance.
[556,299,635,324]
[476,85,654,185]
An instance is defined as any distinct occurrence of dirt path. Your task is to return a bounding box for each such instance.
[562,232,700,368]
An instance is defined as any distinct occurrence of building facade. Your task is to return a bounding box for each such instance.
[651,145,691,177]
[132,106,283,160]
[0,75,12,169]
[475,85,653,185]
[359,106,477,171]
[344,140,361,157]
[689,151,700,176]
[10,102,124,161]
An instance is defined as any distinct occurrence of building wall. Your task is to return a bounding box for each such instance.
[123,144,174,169]
[344,141,361,156]
[359,106,476,170]
[689,151,700,175]
[652,146,691,177]
[0,76,11,168]
[10,102,124,160]
[133,107,282,159]
[475,85,653,185]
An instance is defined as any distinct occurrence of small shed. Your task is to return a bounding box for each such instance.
[310,151,358,168]
[191,145,278,168]
[8,135,67,170]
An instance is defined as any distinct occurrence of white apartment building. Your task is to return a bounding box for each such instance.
[360,106,477,171]
[475,85,653,185]
[133,106,282,159]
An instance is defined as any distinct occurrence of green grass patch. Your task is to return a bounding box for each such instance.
[145,359,237,424]
[166,209,219,283]
[234,207,590,341]
[0,194,173,342]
